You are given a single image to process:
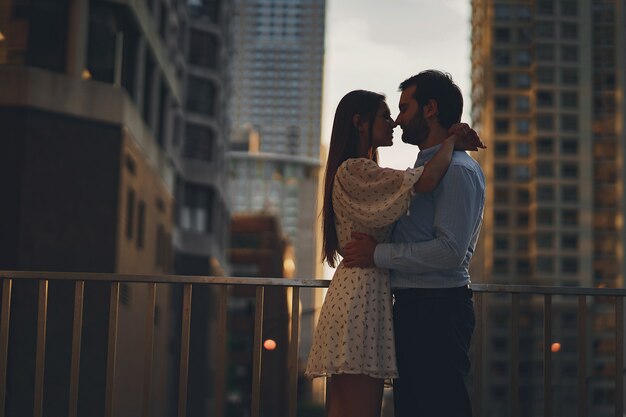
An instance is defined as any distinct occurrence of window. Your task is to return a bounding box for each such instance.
[537,2,555,15]
[495,96,510,111]
[537,115,554,130]
[562,234,578,249]
[184,123,215,161]
[495,235,509,251]
[561,257,578,274]
[561,185,578,202]
[536,21,555,38]
[495,50,511,66]
[495,141,509,156]
[495,119,510,133]
[495,211,509,227]
[517,212,529,227]
[516,73,531,88]
[494,187,510,203]
[517,27,532,44]
[561,115,578,131]
[561,68,578,85]
[536,44,555,61]
[126,188,136,240]
[517,235,529,250]
[561,45,578,62]
[516,119,530,134]
[561,22,578,39]
[515,165,530,180]
[562,163,578,178]
[561,1,578,16]
[495,4,512,19]
[516,142,530,157]
[537,138,554,153]
[537,91,554,107]
[537,185,555,202]
[516,96,530,111]
[537,208,555,225]
[137,200,146,249]
[516,50,531,66]
[494,258,509,273]
[537,256,554,273]
[561,91,578,108]
[494,27,511,42]
[186,76,216,115]
[495,73,510,88]
[561,139,578,155]
[537,67,555,84]
[537,233,554,248]
[495,164,510,180]
[181,183,215,233]
[516,5,531,19]
[517,188,530,204]
[515,259,530,274]
[189,30,218,68]
[537,161,554,177]
[561,209,578,226]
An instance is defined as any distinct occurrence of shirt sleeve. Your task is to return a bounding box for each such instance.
[334,158,424,229]
[373,164,484,272]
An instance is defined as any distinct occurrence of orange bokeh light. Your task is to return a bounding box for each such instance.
[551,342,561,353]
[263,339,277,351]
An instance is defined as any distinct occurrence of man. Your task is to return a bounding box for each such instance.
[343,70,485,417]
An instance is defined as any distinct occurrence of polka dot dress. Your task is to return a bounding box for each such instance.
[305,158,424,379]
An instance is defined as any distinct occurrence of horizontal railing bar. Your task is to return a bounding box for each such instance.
[3,272,626,297]
[0,271,331,288]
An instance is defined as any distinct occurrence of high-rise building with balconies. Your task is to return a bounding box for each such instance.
[227,0,326,403]
[471,1,626,415]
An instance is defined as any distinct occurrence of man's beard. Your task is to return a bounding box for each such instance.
[401,109,429,146]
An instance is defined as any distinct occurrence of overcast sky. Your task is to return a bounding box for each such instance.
[321,0,472,169]
[320,0,472,277]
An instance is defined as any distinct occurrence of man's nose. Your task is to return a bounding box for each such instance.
[394,115,401,125]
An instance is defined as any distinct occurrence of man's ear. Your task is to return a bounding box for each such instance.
[423,99,439,118]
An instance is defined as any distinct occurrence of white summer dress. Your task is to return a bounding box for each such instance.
[305,158,424,379]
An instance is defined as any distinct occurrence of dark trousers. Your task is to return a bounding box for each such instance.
[392,286,475,417]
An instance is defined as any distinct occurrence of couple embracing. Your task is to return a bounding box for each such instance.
[305,70,486,417]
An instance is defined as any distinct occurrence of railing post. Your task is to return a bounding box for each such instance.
[615,296,623,417]
[214,285,228,417]
[104,282,120,417]
[251,286,265,417]
[472,291,483,417]
[287,287,300,417]
[34,279,49,417]
[142,283,156,417]
[578,295,587,417]
[510,293,520,417]
[68,281,85,417]
[178,283,193,417]
[0,279,12,417]
[544,294,552,417]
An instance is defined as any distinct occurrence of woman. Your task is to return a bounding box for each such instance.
[305,90,482,417]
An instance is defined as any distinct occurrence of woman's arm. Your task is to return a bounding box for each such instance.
[412,135,456,193]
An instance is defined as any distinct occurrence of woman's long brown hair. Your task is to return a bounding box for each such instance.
[322,90,385,267]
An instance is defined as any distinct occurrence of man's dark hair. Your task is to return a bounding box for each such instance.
[399,70,463,128]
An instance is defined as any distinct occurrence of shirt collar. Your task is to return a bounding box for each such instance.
[415,143,443,167]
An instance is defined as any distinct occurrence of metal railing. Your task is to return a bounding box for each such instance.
[0,271,625,417]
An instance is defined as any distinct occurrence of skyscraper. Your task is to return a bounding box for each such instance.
[471,1,625,415]
[228,0,325,269]
[227,0,326,398]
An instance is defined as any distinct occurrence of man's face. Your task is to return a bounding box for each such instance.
[395,85,429,146]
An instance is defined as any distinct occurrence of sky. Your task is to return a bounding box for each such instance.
[321,0,472,169]
[320,0,472,277]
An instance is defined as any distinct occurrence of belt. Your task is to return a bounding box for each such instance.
[393,285,471,299]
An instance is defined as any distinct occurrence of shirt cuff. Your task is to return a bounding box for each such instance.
[374,243,392,269]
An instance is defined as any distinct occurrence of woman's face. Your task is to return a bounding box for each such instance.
[370,101,395,150]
